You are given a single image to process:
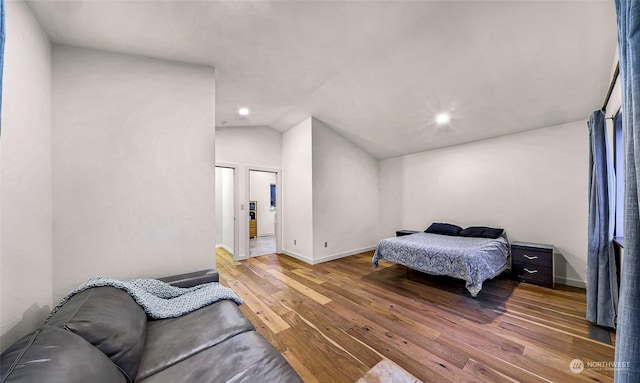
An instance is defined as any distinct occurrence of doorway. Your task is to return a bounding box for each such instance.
[215,166,236,258]
[248,169,277,257]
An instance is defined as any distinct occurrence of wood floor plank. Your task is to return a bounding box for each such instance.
[282,350,322,383]
[224,277,291,334]
[327,303,455,383]
[522,346,613,382]
[272,290,382,369]
[291,268,328,285]
[278,323,356,383]
[499,318,614,363]
[281,311,371,380]
[266,268,332,305]
[239,262,284,295]
[462,358,520,383]
[231,269,291,315]
[215,250,615,383]
[324,291,472,371]
[237,304,288,353]
[435,333,550,383]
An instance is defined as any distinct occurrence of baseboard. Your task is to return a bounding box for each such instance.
[281,246,377,265]
[311,246,377,265]
[281,249,314,264]
[555,276,586,289]
[216,244,234,255]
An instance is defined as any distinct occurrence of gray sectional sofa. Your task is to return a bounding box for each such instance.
[0,272,302,383]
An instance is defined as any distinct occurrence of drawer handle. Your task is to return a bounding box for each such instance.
[524,268,538,274]
[523,254,538,260]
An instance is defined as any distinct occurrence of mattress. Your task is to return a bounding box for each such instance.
[372,232,509,296]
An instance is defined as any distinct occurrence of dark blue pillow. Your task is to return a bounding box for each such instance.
[459,226,504,239]
[424,223,463,236]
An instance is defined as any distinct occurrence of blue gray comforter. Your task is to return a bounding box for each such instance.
[48,277,243,320]
[372,232,509,296]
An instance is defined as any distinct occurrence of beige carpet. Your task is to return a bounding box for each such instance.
[356,360,421,383]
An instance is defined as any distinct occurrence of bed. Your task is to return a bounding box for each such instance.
[372,231,509,297]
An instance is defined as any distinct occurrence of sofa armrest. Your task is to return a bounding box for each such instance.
[158,269,219,288]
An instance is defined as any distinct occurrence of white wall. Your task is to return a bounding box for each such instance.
[379,120,589,286]
[282,118,314,261]
[52,45,216,301]
[215,167,234,253]
[312,119,379,262]
[250,171,276,236]
[280,117,379,264]
[0,0,53,351]
[216,126,282,168]
[215,126,281,258]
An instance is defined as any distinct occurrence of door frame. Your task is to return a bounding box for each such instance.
[247,166,282,257]
[215,163,240,261]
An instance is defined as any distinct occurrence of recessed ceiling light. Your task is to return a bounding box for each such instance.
[435,113,450,125]
[238,107,249,116]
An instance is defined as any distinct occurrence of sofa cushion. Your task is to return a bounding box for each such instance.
[136,331,302,383]
[0,326,126,383]
[46,287,146,382]
[135,299,254,381]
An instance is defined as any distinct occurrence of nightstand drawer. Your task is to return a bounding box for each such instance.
[512,262,554,288]
[511,247,553,267]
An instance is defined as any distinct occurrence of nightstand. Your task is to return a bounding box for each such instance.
[396,230,419,237]
[511,241,554,288]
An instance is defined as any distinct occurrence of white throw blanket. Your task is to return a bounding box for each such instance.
[48,277,243,320]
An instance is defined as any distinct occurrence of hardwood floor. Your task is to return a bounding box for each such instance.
[216,249,615,383]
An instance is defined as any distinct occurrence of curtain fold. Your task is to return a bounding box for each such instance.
[614,0,640,380]
[587,110,618,329]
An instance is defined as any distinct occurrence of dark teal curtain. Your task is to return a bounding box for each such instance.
[0,0,5,135]
[614,0,640,380]
[587,109,618,329]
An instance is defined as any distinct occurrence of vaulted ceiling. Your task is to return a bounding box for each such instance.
[27,0,617,159]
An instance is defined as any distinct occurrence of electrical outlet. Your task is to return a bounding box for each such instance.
[294,239,297,245]
[324,242,327,248]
